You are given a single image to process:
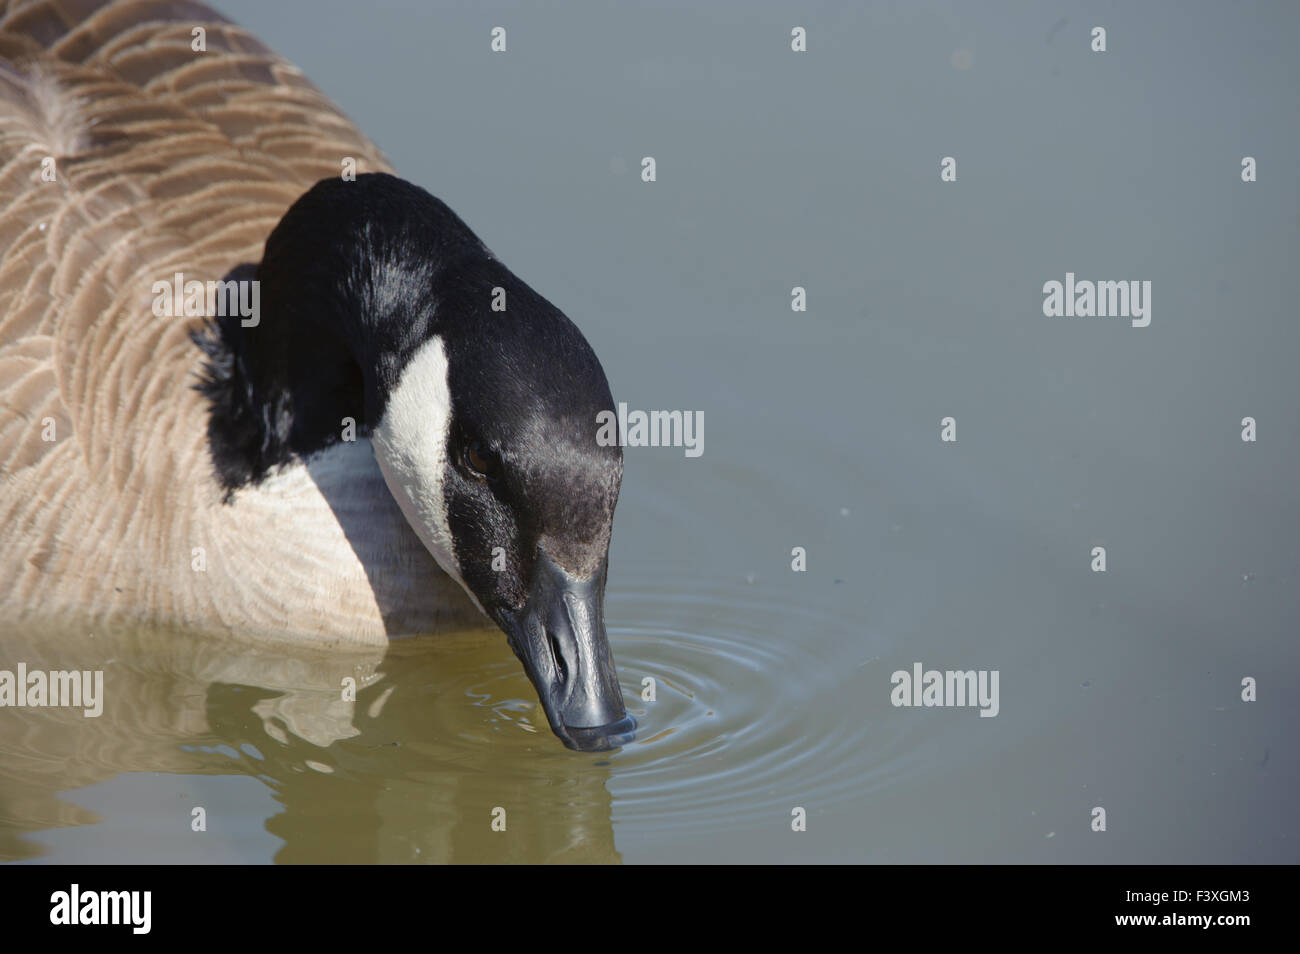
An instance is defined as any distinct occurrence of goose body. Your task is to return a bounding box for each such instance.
[0,0,635,749]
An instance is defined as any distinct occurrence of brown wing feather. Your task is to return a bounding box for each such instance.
[0,0,467,638]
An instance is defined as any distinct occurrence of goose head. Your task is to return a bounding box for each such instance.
[200,173,634,751]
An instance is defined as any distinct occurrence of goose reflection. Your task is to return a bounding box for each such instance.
[0,622,621,863]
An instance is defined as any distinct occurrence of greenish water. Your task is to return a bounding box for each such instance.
[0,569,875,863]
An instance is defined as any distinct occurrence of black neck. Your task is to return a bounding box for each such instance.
[192,173,489,492]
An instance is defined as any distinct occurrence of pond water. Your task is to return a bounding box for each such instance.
[1,0,1297,863]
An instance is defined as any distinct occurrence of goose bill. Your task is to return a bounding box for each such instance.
[499,551,636,752]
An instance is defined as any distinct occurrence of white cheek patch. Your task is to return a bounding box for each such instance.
[370,336,483,613]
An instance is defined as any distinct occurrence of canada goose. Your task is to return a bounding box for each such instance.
[0,0,635,750]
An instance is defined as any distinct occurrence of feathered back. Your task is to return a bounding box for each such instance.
[0,1,471,638]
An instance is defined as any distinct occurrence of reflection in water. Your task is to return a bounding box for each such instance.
[0,567,907,862]
[0,621,621,863]
[240,637,623,863]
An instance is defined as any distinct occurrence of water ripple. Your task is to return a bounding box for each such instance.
[598,573,916,833]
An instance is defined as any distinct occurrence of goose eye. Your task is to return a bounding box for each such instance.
[465,441,497,477]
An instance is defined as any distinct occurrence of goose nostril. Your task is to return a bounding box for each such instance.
[546,629,568,684]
